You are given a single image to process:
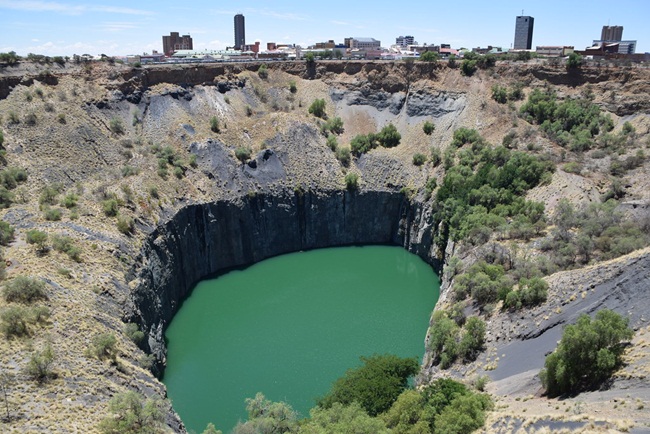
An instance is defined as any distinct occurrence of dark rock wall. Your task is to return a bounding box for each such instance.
[129,189,440,372]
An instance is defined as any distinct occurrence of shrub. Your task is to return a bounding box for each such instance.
[52,234,74,253]
[458,317,486,362]
[323,116,344,135]
[89,333,118,361]
[434,393,493,434]
[335,147,351,167]
[326,135,338,151]
[233,392,298,434]
[289,80,297,93]
[566,52,583,68]
[344,172,359,190]
[57,113,66,124]
[0,130,3,146]
[102,199,119,217]
[1,306,30,337]
[378,123,401,148]
[350,134,377,155]
[308,98,326,119]
[461,59,477,76]
[491,85,508,104]
[518,277,548,307]
[117,216,134,235]
[318,354,420,416]
[245,105,253,116]
[26,344,55,383]
[3,276,47,304]
[98,391,165,434]
[210,116,220,133]
[420,51,439,63]
[7,111,19,125]
[121,165,139,177]
[257,63,268,79]
[540,309,633,396]
[109,117,124,135]
[0,221,15,246]
[124,323,145,345]
[622,121,635,136]
[413,153,427,166]
[24,112,37,126]
[60,193,79,208]
[235,147,251,163]
[39,185,60,205]
[430,147,441,166]
[26,229,48,252]
[44,208,62,221]
[423,120,435,135]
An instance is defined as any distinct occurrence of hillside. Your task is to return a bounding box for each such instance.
[0,58,649,433]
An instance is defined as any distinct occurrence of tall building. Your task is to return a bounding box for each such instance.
[396,35,416,47]
[234,14,245,50]
[601,25,623,42]
[513,16,534,50]
[162,32,193,57]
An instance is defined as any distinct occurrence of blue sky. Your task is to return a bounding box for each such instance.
[0,0,648,56]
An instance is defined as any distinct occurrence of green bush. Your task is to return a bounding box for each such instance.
[3,276,47,304]
[44,208,62,221]
[210,116,220,133]
[430,147,441,166]
[420,51,439,62]
[0,221,15,246]
[60,193,79,208]
[566,52,583,68]
[540,309,633,396]
[308,98,327,119]
[39,185,60,205]
[491,84,508,103]
[124,323,145,345]
[323,116,344,135]
[335,147,351,167]
[52,234,74,253]
[117,216,135,235]
[257,63,269,79]
[233,392,298,434]
[378,123,401,148]
[102,199,119,217]
[121,166,139,177]
[109,117,124,135]
[26,229,48,252]
[460,59,477,76]
[89,333,118,361]
[1,306,30,337]
[350,134,377,155]
[318,354,419,416]
[434,393,492,434]
[423,121,435,135]
[326,134,338,151]
[235,147,252,163]
[27,343,55,383]
[344,172,359,190]
[458,316,486,362]
[289,80,297,94]
[413,153,427,166]
[98,391,165,434]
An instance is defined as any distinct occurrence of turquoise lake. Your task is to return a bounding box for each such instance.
[163,245,440,433]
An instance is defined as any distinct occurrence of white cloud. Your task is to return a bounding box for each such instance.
[0,1,154,16]
[100,22,139,32]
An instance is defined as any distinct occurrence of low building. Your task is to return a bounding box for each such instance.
[162,32,193,57]
[536,46,575,57]
[591,40,636,54]
[314,40,336,49]
[347,37,381,50]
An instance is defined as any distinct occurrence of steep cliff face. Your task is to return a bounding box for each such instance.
[128,190,440,372]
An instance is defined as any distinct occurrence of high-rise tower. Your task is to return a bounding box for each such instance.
[234,14,245,50]
[601,25,623,42]
[513,16,534,50]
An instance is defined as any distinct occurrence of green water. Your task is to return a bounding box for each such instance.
[163,245,439,433]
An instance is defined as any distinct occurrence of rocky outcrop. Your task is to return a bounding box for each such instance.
[128,190,441,374]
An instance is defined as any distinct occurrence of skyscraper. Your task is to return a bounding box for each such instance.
[162,32,193,57]
[513,16,534,50]
[234,14,245,51]
[601,25,623,42]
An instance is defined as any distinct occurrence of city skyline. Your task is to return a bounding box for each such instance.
[0,0,648,57]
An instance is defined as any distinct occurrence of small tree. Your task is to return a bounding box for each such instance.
[423,121,435,135]
[378,123,401,148]
[0,221,15,246]
[98,391,165,434]
[109,117,124,135]
[89,333,118,361]
[25,230,48,253]
[412,153,427,166]
[257,63,269,79]
[540,309,633,396]
[235,147,252,164]
[419,51,439,63]
[566,52,583,69]
[308,98,327,119]
[0,306,30,337]
[3,276,47,304]
[102,199,119,217]
[304,52,315,64]
[210,116,220,133]
[26,343,55,383]
[344,172,359,190]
